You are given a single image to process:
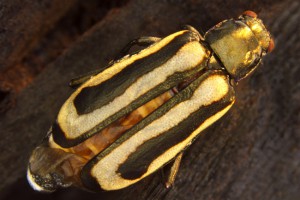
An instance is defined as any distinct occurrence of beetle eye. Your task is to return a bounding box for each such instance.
[267,37,275,53]
[242,10,258,18]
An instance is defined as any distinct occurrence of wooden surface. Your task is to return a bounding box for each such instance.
[0,0,299,199]
[0,0,77,71]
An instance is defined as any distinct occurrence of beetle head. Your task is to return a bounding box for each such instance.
[241,11,274,54]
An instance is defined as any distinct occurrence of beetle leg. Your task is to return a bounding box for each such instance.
[69,69,103,88]
[182,25,204,40]
[69,37,161,88]
[114,36,161,61]
[165,152,183,188]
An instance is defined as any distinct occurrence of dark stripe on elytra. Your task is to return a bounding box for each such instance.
[80,70,233,190]
[74,31,200,115]
[52,65,207,148]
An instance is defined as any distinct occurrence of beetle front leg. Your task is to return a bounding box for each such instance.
[69,37,161,88]
[114,36,161,61]
[69,69,104,88]
[165,152,183,188]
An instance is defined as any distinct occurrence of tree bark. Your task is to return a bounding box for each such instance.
[0,0,299,199]
[0,0,77,71]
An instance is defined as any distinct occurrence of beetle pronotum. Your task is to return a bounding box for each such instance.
[27,11,274,192]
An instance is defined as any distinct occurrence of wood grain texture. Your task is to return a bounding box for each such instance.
[0,0,77,71]
[0,0,299,199]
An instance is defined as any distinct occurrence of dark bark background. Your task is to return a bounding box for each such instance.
[0,0,299,199]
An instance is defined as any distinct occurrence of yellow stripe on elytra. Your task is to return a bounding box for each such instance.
[90,74,232,190]
[57,36,207,140]
[147,102,234,178]
[57,31,186,138]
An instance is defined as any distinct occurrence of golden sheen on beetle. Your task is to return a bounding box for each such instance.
[27,11,274,192]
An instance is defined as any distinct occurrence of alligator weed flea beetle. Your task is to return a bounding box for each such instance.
[27,11,274,192]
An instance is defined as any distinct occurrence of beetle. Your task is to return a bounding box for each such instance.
[27,11,274,192]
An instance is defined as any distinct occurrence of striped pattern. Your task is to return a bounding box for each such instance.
[81,71,235,191]
[27,13,274,193]
[52,30,209,147]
